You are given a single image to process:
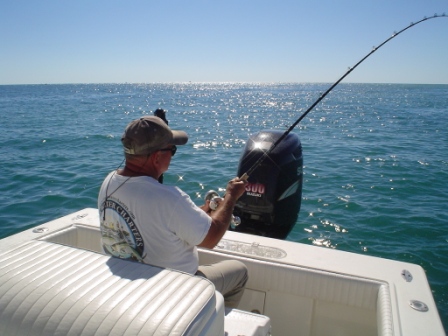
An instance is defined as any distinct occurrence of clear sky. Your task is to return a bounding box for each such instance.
[1,0,447,85]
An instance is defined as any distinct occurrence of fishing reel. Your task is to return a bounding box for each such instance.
[204,190,241,229]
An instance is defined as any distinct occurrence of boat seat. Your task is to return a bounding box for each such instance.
[0,240,225,336]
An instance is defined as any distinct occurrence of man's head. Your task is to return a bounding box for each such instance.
[121,116,188,156]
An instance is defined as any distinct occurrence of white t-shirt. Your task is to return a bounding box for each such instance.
[98,172,211,274]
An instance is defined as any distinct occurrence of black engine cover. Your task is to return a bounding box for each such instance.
[233,130,303,239]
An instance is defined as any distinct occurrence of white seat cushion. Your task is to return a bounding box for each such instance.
[0,240,224,336]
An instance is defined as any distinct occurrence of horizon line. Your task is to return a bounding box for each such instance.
[2,81,448,86]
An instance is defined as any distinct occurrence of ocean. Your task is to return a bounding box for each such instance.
[1,83,447,330]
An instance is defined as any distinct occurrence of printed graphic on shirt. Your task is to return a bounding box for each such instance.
[100,199,145,262]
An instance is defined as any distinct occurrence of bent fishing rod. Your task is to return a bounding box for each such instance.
[240,13,447,181]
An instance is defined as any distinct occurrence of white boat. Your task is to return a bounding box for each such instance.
[0,208,445,335]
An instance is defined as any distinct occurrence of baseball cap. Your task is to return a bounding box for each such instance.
[121,116,188,155]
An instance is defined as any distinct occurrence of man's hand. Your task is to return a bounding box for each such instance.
[199,200,212,214]
[198,177,247,249]
[225,177,247,200]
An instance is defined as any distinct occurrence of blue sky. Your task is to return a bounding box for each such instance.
[1,0,447,85]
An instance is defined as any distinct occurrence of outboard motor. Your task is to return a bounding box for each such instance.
[232,130,303,239]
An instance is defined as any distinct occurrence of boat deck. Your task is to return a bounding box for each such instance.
[0,208,444,336]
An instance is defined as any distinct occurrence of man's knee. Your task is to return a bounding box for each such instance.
[222,260,248,287]
[235,261,248,285]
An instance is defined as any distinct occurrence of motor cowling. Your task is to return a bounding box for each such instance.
[233,130,303,239]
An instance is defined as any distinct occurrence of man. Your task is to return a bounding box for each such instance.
[98,116,248,308]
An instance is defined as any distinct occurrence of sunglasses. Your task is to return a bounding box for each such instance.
[159,145,177,156]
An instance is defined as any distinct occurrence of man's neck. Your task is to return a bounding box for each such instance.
[118,165,158,179]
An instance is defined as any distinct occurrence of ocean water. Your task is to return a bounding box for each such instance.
[1,83,447,330]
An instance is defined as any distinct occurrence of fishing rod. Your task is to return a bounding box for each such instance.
[240,13,446,181]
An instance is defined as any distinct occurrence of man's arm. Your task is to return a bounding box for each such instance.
[198,177,247,249]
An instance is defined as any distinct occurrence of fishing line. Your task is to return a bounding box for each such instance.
[241,13,447,181]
